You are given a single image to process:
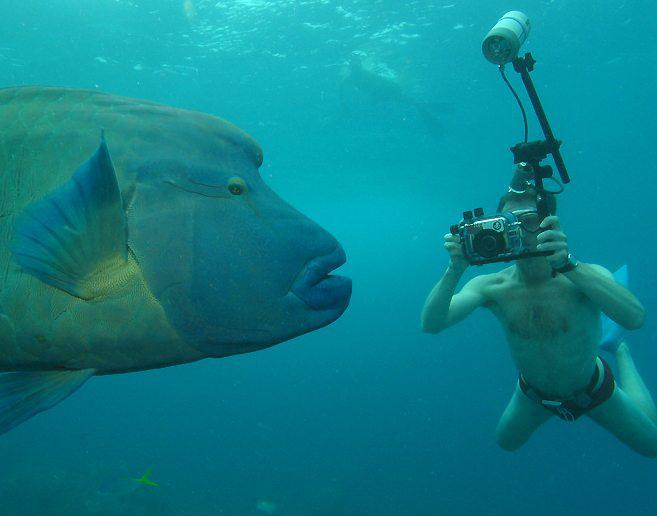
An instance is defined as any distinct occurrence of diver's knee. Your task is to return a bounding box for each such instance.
[636,437,657,459]
[496,437,524,452]
[627,429,657,458]
[635,445,657,459]
[495,427,526,452]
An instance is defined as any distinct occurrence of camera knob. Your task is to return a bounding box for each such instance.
[474,207,484,217]
[463,210,474,221]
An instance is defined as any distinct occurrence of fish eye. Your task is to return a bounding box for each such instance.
[227,177,246,195]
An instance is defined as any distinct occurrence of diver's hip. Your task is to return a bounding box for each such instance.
[511,351,599,398]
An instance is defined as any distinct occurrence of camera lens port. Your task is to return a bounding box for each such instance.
[473,230,505,258]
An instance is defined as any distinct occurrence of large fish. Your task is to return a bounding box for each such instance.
[0,87,351,434]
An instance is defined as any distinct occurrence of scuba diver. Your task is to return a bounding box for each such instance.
[423,10,656,456]
[421,165,656,457]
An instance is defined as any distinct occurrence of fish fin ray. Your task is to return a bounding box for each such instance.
[11,134,129,300]
[0,368,95,436]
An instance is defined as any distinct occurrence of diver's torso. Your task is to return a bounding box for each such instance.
[484,267,600,398]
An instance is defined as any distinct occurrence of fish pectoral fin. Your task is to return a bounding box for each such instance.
[0,368,95,436]
[11,132,131,300]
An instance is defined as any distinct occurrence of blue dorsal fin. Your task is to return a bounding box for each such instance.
[11,133,129,300]
[600,264,628,352]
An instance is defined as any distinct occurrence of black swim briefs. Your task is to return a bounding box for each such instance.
[519,356,616,422]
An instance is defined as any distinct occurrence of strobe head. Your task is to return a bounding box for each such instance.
[482,11,530,65]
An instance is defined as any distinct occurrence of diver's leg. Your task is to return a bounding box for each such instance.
[496,383,553,451]
[587,386,657,458]
[614,340,657,424]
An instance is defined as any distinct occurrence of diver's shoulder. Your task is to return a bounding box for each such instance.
[480,267,517,293]
[479,266,513,283]
[460,270,509,308]
[464,268,509,291]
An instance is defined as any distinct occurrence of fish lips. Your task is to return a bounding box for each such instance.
[291,245,352,313]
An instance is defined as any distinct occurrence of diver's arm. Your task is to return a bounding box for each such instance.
[421,269,487,334]
[564,263,645,330]
[422,233,487,333]
[536,216,645,330]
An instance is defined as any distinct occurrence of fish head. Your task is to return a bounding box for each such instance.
[127,123,351,357]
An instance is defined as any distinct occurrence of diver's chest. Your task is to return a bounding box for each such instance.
[490,283,593,339]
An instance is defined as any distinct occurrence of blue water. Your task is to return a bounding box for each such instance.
[2,0,657,514]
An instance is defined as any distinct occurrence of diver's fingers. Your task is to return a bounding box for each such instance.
[444,242,462,253]
[540,215,561,231]
[444,232,460,242]
[536,241,567,252]
[536,229,566,244]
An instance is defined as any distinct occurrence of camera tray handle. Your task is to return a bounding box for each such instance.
[469,248,553,266]
[509,53,570,222]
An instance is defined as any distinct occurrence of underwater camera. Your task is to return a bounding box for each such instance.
[450,204,548,266]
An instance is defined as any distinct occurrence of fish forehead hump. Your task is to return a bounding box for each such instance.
[0,86,263,187]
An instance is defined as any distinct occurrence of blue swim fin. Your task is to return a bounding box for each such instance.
[0,369,95,436]
[11,132,129,300]
[599,264,628,353]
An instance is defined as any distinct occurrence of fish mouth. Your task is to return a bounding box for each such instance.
[291,245,352,311]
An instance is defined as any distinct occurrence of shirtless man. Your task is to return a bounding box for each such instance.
[421,187,657,457]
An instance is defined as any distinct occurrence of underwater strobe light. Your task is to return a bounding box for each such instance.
[482,11,530,65]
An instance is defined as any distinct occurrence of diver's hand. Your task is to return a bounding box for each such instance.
[536,215,569,269]
[444,233,469,274]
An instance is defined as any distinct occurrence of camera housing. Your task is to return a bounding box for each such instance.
[450,208,542,265]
